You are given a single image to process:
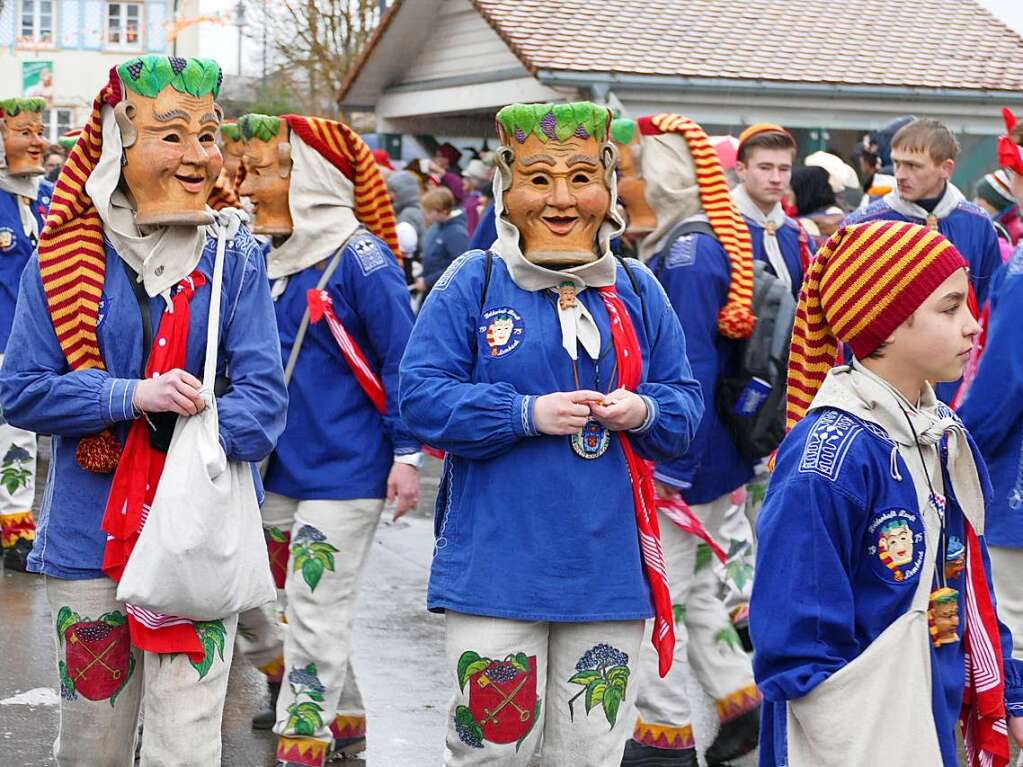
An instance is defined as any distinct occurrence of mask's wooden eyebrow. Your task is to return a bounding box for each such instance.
[154,109,190,122]
[567,154,599,168]
[520,154,556,167]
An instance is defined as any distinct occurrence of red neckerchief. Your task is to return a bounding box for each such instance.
[100,270,208,661]
[960,521,1009,767]
[596,285,675,677]
[656,498,727,564]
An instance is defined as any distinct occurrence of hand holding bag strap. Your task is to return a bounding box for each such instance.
[203,216,231,394]
[281,246,345,387]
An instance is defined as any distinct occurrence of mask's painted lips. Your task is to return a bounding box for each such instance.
[174,173,206,194]
[542,215,578,235]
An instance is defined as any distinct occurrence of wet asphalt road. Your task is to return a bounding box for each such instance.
[0,446,749,767]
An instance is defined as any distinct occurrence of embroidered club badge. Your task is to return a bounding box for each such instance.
[867,507,925,584]
[478,307,524,358]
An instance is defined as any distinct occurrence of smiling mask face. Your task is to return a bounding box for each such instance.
[236,114,293,236]
[497,102,613,267]
[1,98,47,177]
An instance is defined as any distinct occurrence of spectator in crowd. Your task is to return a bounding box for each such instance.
[432,142,465,204]
[974,168,1022,250]
[372,148,394,180]
[460,158,491,237]
[43,145,65,181]
[420,186,467,295]
[790,165,843,244]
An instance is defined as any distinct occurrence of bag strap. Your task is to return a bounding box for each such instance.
[203,218,231,389]
[120,259,154,376]
[281,247,346,387]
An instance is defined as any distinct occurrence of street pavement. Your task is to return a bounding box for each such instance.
[1,446,753,766]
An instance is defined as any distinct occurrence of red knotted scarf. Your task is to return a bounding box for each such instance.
[596,286,675,677]
[100,271,208,661]
[961,521,1010,767]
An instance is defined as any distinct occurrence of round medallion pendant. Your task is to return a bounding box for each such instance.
[570,419,611,459]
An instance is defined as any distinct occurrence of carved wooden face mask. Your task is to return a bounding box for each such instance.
[613,130,657,239]
[221,131,245,182]
[237,117,293,236]
[501,133,610,267]
[117,87,223,226]
[2,105,47,177]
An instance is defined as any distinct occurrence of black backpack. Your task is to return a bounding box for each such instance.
[654,219,796,460]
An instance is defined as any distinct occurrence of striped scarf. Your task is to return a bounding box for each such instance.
[637,113,755,339]
[598,286,675,677]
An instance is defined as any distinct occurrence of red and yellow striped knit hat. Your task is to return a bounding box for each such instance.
[786,220,966,429]
[637,113,756,339]
[239,113,399,258]
[38,55,223,372]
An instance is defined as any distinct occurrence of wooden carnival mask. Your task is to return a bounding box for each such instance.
[496,103,614,267]
[1,98,47,177]
[114,57,224,226]
[237,114,293,236]
[610,119,657,239]
[220,122,245,182]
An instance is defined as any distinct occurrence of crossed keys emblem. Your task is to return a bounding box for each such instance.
[477,673,531,725]
[69,634,122,682]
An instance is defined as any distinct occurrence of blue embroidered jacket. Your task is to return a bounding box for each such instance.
[742,214,805,301]
[262,232,419,501]
[960,247,1023,547]
[751,407,1023,767]
[648,231,754,504]
[0,181,52,351]
[399,251,703,621]
[844,198,1003,403]
[0,225,289,579]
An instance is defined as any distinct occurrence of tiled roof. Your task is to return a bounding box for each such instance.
[468,0,1023,92]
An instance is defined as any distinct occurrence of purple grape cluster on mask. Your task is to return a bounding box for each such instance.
[126,60,144,80]
[169,57,187,75]
[540,112,557,140]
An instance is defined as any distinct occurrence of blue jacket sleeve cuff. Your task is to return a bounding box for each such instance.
[511,394,538,438]
[1004,658,1023,715]
[102,378,139,423]
[628,395,658,435]
[653,469,692,490]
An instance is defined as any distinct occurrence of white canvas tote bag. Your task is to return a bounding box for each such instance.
[116,214,276,620]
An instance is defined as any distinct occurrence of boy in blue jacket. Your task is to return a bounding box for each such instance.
[613,114,761,767]
[235,111,420,767]
[0,57,288,765]
[400,102,703,767]
[0,96,53,571]
[751,220,1023,767]
[843,118,1003,403]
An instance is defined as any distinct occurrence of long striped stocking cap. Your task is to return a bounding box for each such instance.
[786,220,966,430]
[38,55,223,372]
[637,114,756,339]
[244,113,399,257]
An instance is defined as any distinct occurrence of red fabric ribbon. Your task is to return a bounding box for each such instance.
[960,521,1009,767]
[655,498,727,564]
[100,271,207,660]
[596,286,675,677]
[306,288,386,414]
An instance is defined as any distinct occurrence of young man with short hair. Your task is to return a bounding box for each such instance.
[844,119,1002,401]
[731,124,807,301]
[751,220,1023,766]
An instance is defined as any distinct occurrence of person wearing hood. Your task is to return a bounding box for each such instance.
[0,55,288,765]
[461,157,493,237]
[612,114,762,767]
[433,142,466,205]
[399,102,703,766]
[236,111,420,767]
[0,97,52,572]
[751,220,1023,767]
[844,119,1003,403]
